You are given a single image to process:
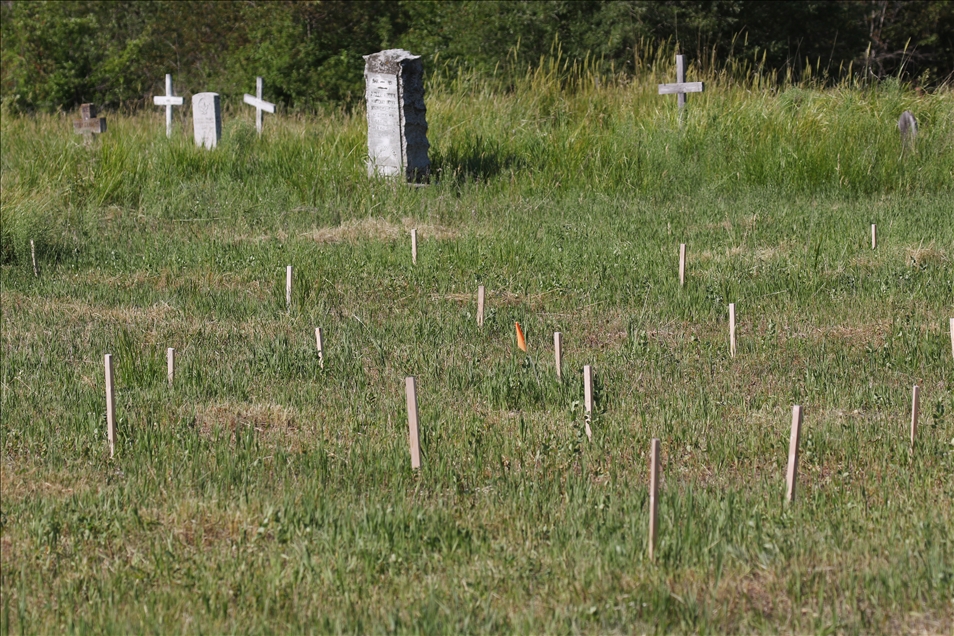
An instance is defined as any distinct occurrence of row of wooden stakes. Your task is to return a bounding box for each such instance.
[99,340,923,560]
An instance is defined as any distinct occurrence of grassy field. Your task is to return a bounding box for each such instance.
[1,57,953,634]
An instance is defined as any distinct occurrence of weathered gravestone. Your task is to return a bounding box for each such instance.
[243,77,275,135]
[192,92,221,149]
[73,103,106,144]
[363,49,430,182]
[154,74,184,137]
[898,110,918,152]
[658,54,704,124]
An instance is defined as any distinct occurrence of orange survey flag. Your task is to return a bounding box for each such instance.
[515,321,527,352]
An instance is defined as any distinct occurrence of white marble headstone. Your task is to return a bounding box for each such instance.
[192,92,221,149]
[364,49,430,182]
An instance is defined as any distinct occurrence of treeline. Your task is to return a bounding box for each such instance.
[2,0,952,113]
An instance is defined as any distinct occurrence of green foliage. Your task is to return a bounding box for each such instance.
[3,1,953,113]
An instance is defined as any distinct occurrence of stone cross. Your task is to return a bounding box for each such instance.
[73,103,106,144]
[243,77,275,135]
[898,110,918,153]
[363,49,430,182]
[658,55,704,123]
[153,74,184,137]
[192,92,221,149]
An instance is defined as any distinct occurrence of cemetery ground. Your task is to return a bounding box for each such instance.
[1,64,953,633]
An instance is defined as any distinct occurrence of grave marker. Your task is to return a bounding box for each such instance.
[153,74,184,137]
[192,92,221,149]
[786,405,803,502]
[105,354,116,458]
[167,348,175,386]
[583,365,594,440]
[898,110,918,152]
[315,327,324,368]
[729,303,737,358]
[871,224,877,249]
[243,77,275,135]
[30,239,38,277]
[364,49,430,182]
[411,229,418,264]
[658,55,704,123]
[406,376,421,469]
[910,385,920,448]
[554,332,563,381]
[649,438,660,561]
[73,103,106,143]
[476,286,485,327]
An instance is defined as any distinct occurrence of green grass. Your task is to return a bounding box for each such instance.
[1,60,953,634]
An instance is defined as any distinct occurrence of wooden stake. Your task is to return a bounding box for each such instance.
[649,438,660,561]
[406,377,421,469]
[30,239,38,277]
[477,285,485,327]
[786,405,803,503]
[729,303,737,358]
[315,327,324,368]
[553,332,563,381]
[950,318,953,360]
[167,347,175,386]
[871,224,877,249]
[105,354,116,458]
[679,243,686,287]
[411,229,417,265]
[285,265,292,311]
[910,385,920,448]
[583,365,593,440]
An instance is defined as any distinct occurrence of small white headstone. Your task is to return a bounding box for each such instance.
[898,110,918,152]
[364,49,430,182]
[192,92,221,149]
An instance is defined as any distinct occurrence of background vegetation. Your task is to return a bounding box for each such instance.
[1,41,953,632]
[2,0,953,112]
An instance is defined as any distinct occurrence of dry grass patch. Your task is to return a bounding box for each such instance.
[193,401,298,438]
[302,216,458,244]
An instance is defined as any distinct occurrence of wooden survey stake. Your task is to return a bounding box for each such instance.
[243,77,276,135]
[73,103,106,142]
[406,376,421,469]
[411,229,418,265]
[105,354,116,458]
[30,239,38,277]
[729,303,737,358]
[583,365,594,440]
[554,332,563,381]
[871,224,877,249]
[786,406,803,503]
[315,328,325,368]
[167,348,175,386]
[477,286,485,327]
[910,385,920,448]
[153,74,184,137]
[658,55,704,122]
[950,318,953,360]
[286,265,293,311]
[679,244,686,287]
[649,438,660,561]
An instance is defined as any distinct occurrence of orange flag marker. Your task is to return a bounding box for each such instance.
[515,322,527,352]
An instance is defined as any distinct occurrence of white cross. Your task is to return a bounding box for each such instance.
[153,74,184,137]
[243,77,275,134]
[658,55,704,123]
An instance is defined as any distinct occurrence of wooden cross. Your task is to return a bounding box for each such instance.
[243,77,275,134]
[153,74,184,137]
[658,55,704,123]
[73,103,106,144]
